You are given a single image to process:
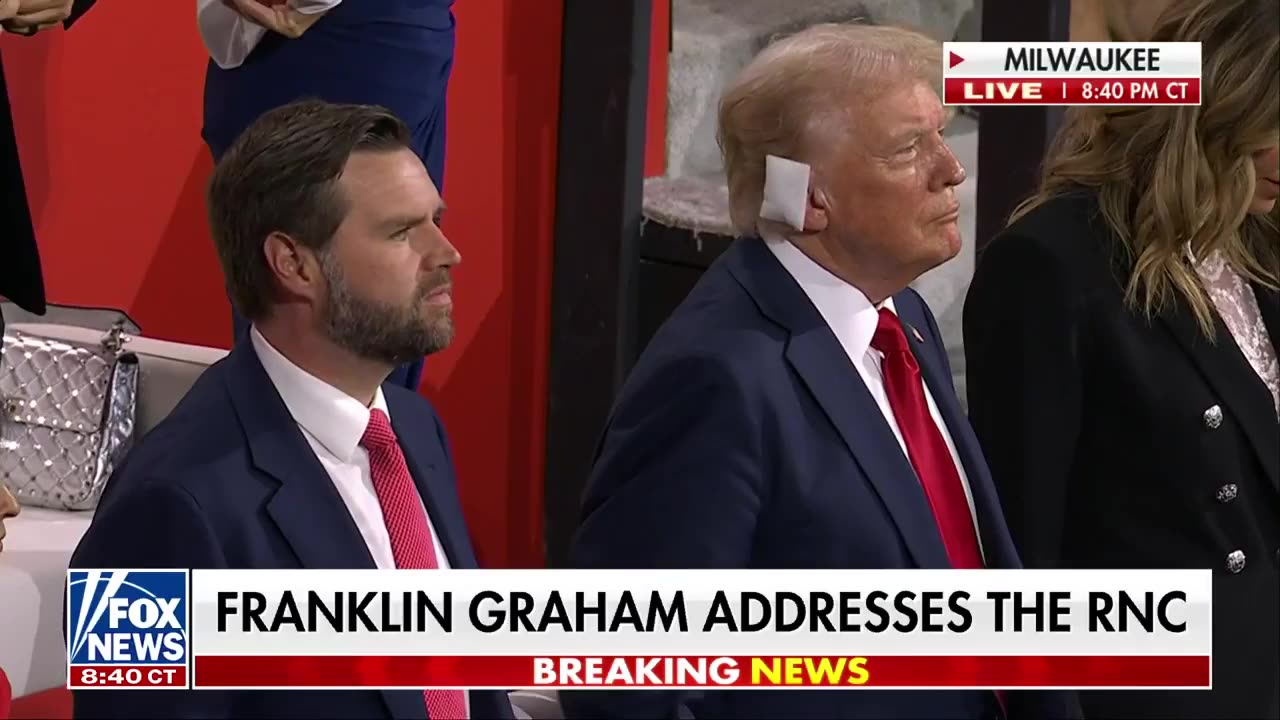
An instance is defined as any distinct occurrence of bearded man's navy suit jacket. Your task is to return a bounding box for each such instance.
[68,340,512,720]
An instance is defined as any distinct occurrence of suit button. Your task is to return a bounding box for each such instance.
[1226,550,1246,574]
[1215,484,1238,503]
[1203,405,1223,429]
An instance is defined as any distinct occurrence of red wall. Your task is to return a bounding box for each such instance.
[2,0,563,568]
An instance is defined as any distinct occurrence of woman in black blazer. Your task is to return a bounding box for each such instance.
[964,0,1279,718]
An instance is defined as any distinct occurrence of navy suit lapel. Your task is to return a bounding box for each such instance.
[224,342,375,570]
[893,294,1020,569]
[385,389,476,570]
[729,238,951,568]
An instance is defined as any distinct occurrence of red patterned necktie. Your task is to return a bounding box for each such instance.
[870,309,984,569]
[362,409,468,720]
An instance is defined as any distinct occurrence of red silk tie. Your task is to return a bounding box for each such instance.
[870,309,984,570]
[871,311,1005,716]
[362,410,468,720]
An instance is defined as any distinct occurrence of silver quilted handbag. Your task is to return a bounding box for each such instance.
[0,321,140,510]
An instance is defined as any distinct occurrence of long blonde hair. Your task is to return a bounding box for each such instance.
[1011,0,1280,337]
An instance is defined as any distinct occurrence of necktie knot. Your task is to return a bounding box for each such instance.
[871,307,911,354]
[361,409,398,452]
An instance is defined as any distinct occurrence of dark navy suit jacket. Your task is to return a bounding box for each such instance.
[563,237,1079,719]
[201,0,455,183]
[68,341,512,720]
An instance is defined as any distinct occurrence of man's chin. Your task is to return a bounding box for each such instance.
[426,318,454,353]
[933,225,963,263]
[912,234,958,267]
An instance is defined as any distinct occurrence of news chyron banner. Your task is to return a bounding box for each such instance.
[943,42,1201,106]
[68,569,1211,691]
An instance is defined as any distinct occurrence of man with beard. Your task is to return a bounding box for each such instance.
[68,101,513,720]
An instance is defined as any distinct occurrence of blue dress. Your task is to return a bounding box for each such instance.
[202,0,456,391]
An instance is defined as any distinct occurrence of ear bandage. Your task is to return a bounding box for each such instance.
[759,154,812,231]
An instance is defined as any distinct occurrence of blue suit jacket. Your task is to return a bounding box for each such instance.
[201,0,455,185]
[563,237,1079,719]
[67,341,512,720]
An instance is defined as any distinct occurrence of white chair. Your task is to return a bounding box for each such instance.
[0,319,227,698]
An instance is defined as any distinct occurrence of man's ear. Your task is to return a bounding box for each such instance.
[804,186,831,233]
[262,232,322,302]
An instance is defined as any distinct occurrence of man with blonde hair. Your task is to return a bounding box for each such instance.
[563,22,1078,720]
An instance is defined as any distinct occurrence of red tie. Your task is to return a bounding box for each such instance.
[872,311,1005,716]
[362,410,468,720]
[870,309,984,570]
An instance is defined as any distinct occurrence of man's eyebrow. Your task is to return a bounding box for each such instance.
[380,214,430,232]
[885,117,947,146]
[885,127,928,146]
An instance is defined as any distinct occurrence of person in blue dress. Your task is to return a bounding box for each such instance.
[200,0,455,391]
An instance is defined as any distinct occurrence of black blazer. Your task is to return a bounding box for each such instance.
[964,191,1280,720]
[0,0,97,316]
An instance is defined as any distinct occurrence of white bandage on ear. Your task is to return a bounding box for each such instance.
[759,154,812,231]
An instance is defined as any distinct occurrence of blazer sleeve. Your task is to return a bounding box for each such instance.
[561,351,764,720]
[68,482,234,719]
[963,232,1086,570]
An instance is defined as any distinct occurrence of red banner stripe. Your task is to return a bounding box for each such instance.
[193,655,1209,689]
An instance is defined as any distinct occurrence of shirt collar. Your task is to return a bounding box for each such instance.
[250,327,390,462]
[762,232,897,359]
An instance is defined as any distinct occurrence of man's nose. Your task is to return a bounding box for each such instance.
[417,226,461,268]
[430,237,462,268]
[940,144,966,188]
[926,142,962,192]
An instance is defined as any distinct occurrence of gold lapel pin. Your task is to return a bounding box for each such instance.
[909,325,925,343]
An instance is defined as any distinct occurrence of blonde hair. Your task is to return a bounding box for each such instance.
[1012,0,1280,337]
[717,22,944,235]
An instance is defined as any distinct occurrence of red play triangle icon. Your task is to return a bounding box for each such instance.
[949,51,964,68]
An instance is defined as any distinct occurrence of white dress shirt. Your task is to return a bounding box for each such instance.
[763,235,986,560]
[196,0,343,69]
[250,327,452,571]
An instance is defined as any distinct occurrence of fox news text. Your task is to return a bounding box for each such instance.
[67,570,190,689]
[943,42,1201,106]
[67,569,1212,691]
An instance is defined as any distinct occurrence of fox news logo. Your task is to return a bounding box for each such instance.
[67,570,189,689]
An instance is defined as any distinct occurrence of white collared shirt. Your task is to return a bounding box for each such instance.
[763,235,985,560]
[196,0,343,69]
[249,327,452,571]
